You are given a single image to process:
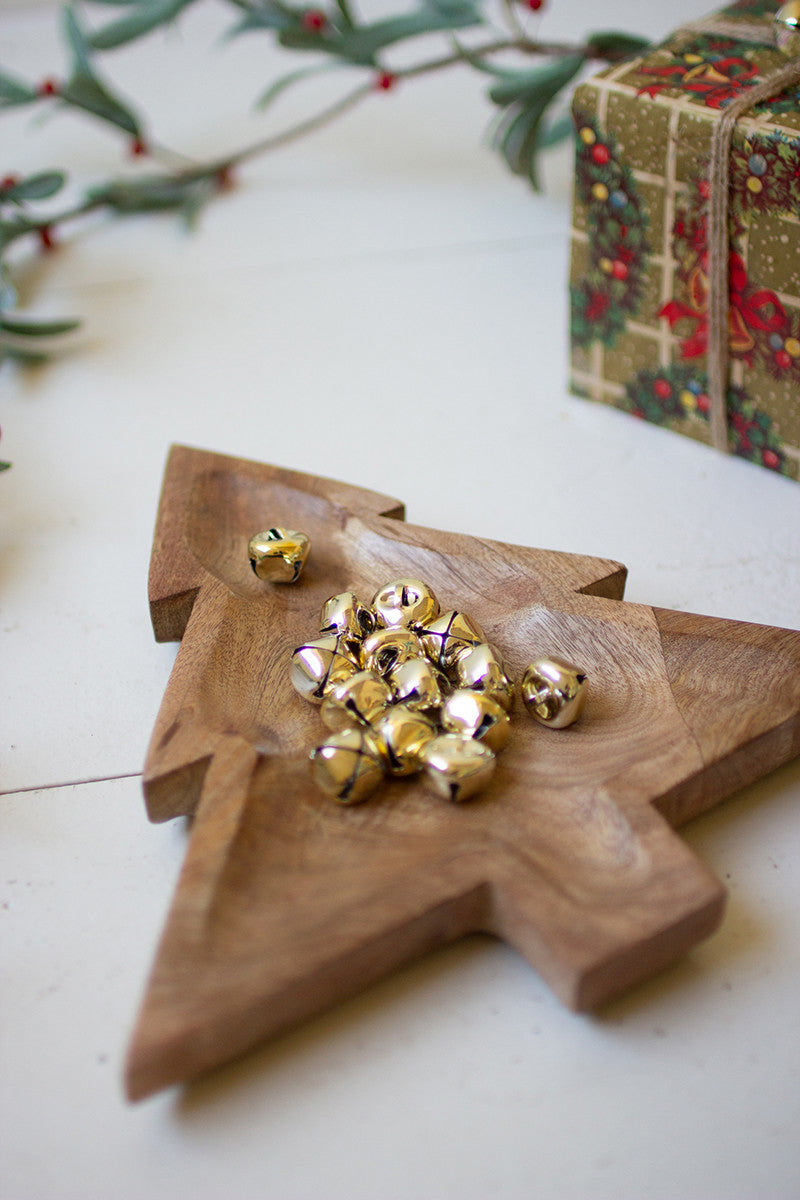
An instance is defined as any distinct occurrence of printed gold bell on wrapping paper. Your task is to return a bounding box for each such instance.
[372,578,440,631]
[418,610,485,671]
[320,670,393,732]
[248,527,310,583]
[420,734,496,803]
[310,728,386,804]
[290,635,360,703]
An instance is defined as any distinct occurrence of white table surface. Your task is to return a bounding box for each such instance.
[1,1,799,1196]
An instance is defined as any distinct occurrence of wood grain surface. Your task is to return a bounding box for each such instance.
[126,445,800,1100]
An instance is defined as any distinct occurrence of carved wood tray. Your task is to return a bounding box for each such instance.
[125,445,800,1099]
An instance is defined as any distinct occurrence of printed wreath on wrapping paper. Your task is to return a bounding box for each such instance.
[622,364,791,476]
[662,171,800,387]
[569,113,650,349]
[730,130,800,222]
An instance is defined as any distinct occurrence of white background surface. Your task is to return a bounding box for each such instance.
[1,0,799,1196]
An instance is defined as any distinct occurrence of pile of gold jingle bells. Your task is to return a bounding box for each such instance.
[249,527,588,805]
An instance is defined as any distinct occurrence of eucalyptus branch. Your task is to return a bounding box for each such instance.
[0,0,650,387]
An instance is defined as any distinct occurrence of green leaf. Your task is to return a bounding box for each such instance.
[60,71,142,134]
[586,30,650,62]
[0,461,11,472]
[536,111,575,149]
[88,0,161,7]
[255,62,340,110]
[333,0,356,30]
[88,173,207,213]
[0,313,81,337]
[2,171,66,202]
[489,54,584,188]
[280,0,482,66]
[0,343,51,364]
[0,70,38,108]
[63,7,94,76]
[488,53,583,107]
[58,8,143,133]
[226,1,295,36]
[88,0,198,50]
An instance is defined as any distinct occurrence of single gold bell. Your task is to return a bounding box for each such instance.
[389,655,447,712]
[418,610,485,671]
[521,657,587,729]
[372,705,436,775]
[310,728,385,804]
[454,642,514,712]
[290,635,359,703]
[775,1,800,54]
[319,591,376,641]
[320,670,393,732]
[361,626,425,677]
[420,734,495,802]
[372,578,440,630]
[440,689,510,754]
[248,527,310,583]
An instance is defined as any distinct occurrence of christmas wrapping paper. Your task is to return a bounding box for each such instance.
[569,0,800,480]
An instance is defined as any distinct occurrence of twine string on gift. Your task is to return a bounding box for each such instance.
[706,52,800,452]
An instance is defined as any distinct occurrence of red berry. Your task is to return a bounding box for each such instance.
[129,136,148,157]
[699,180,711,199]
[611,259,629,280]
[526,0,544,9]
[38,225,56,252]
[775,349,792,369]
[1,175,18,191]
[215,165,235,192]
[762,448,780,470]
[302,9,326,31]
[375,71,396,91]
[591,144,610,165]
[654,378,672,399]
[38,78,59,97]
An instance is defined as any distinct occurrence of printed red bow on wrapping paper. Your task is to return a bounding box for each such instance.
[660,251,787,360]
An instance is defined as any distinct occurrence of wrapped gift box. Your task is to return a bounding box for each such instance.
[568,0,800,480]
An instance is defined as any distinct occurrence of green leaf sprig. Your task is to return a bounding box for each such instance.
[0,0,651,375]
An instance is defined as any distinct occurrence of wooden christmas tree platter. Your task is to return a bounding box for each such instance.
[126,444,800,1100]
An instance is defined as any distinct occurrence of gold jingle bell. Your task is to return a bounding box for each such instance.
[290,635,359,703]
[775,1,800,55]
[372,705,436,775]
[418,610,486,671]
[521,657,588,729]
[310,728,385,804]
[361,626,425,677]
[389,655,447,712]
[420,734,495,803]
[319,591,376,641]
[321,670,393,733]
[248,527,310,584]
[454,642,514,712]
[440,689,510,754]
[372,578,440,630]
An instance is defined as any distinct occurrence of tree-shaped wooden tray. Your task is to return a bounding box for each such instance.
[126,445,800,1100]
